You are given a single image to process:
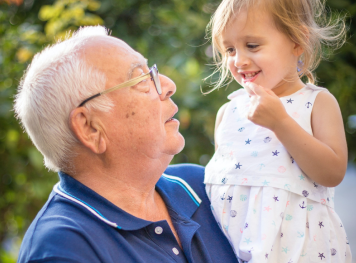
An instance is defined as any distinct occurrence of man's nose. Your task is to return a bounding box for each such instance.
[233,51,249,68]
[158,74,176,100]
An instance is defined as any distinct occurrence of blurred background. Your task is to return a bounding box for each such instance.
[0,0,355,262]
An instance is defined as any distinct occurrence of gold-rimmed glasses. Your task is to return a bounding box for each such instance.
[78,64,161,107]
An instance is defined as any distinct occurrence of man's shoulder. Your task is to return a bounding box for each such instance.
[18,191,101,263]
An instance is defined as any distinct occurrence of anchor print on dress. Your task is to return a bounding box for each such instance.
[305,102,313,108]
[299,201,306,209]
[238,127,245,132]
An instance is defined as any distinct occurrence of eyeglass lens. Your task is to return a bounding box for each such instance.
[152,65,162,95]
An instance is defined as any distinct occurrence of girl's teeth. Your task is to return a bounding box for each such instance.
[245,72,257,78]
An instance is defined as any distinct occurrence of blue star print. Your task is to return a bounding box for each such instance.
[235,163,242,169]
[318,253,325,260]
[243,238,252,244]
[245,139,251,145]
[319,222,324,228]
[262,180,270,186]
[299,174,305,180]
[282,247,290,254]
[273,196,279,202]
[287,98,294,103]
[272,150,280,156]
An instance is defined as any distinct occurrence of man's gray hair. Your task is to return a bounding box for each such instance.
[14,25,113,172]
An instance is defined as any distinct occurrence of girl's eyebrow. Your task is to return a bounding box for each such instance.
[222,35,266,46]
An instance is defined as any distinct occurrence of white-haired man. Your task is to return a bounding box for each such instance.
[15,26,237,263]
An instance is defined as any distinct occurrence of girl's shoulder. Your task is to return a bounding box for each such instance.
[305,83,329,93]
[227,88,247,100]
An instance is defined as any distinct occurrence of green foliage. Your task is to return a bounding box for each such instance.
[0,0,355,260]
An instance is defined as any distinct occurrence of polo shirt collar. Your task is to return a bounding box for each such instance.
[56,171,201,231]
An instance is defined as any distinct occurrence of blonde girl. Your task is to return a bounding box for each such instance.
[204,0,351,262]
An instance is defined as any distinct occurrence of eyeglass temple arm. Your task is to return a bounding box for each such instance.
[78,72,150,107]
[100,73,150,95]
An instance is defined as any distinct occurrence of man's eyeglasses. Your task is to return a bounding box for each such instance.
[78,64,162,107]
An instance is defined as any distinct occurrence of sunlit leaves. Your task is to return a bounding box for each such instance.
[39,0,103,38]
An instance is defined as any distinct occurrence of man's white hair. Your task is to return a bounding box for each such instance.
[14,25,113,172]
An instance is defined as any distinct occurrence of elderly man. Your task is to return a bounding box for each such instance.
[15,26,237,263]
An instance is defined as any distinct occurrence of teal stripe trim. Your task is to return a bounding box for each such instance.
[163,177,200,207]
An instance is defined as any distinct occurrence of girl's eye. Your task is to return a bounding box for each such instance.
[247,44,259,49]
[225,48,235,56]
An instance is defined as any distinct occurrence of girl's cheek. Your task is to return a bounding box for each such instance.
[227,58,238,78]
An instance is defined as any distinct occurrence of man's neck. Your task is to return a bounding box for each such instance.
[70,153,171,221]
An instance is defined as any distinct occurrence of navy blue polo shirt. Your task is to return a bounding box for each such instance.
[18,164,238,263]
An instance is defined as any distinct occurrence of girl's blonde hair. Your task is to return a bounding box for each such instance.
[206,0,346,92]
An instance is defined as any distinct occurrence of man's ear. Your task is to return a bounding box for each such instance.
[69,107,106,154]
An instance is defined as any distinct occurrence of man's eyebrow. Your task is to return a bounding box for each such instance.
[128,59,148,79]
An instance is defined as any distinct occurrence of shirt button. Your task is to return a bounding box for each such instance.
[172,247,179,255]
[155,226,163,235]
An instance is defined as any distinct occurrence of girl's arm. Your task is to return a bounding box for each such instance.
[214,102,229,151]
[247,83,347,187]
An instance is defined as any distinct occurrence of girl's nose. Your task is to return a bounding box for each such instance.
[158,74,176,100]
[233,51,249,68]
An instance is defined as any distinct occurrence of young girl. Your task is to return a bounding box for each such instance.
[204,0,351,262]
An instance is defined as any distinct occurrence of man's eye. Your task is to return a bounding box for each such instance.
[247,44,259,49]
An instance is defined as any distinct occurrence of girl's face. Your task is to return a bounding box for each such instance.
[221,8,305,97]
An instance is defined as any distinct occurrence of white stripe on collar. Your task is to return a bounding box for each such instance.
[53,183,120,229]
[162,174,202,205]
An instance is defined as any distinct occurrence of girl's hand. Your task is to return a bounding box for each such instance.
[246,82,289,131]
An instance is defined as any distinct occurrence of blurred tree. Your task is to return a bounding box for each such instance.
[0,0,355,261]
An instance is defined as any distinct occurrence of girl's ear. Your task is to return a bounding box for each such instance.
[293,26,309,57]
[293,42,304,57]
[69,107,106,154]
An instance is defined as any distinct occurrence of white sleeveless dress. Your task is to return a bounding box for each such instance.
[204,84,351,263]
